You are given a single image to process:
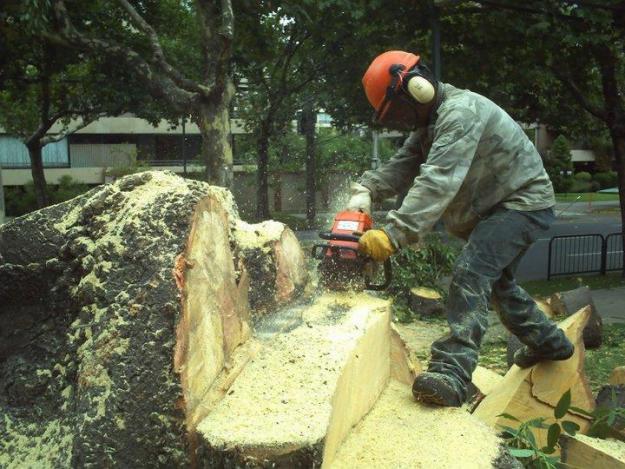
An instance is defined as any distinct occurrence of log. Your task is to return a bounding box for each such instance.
[196,293,393,467]
[233,220,307,316]
[0,171,307,467]
[409,286,444,318]
[331,380,520,469]
[551,286,603,348]
[473,308,595,450]
[611,367,625,386]
[560,434,625,468]
[472,366,504,397]
[390,323,422,385]
[595,385,625,439]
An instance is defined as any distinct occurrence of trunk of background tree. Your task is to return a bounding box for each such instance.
[256,122,271,220]
[611,132,625,277]
[26,141,49,208]
[302,103,317,228]
[197,83,234,187]
[273,138,289,213]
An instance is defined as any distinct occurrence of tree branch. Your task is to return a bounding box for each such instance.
[41,112,107,145]
[548,65,608,122]
[116,0,210,96]
[46,0,196,111]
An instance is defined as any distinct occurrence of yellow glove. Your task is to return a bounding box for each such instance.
[358,229,396,262]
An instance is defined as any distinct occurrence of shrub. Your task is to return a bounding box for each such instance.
[544,136,573,193]
[593,171,617,189]
[574,171,592,181]
[569,180,593,193]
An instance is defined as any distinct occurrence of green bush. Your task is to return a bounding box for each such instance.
[544,136,573,193]
[574,171,592,181]
[569,180,593,193]
[388,233,459,322]
[593,171,617,189]
[4,176,92,217]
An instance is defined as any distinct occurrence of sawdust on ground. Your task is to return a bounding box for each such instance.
[330,380,502,469]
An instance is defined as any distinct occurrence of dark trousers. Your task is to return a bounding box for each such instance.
[428,207,569,399]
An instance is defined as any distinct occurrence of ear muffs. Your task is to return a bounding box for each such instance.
[406,76,435,104]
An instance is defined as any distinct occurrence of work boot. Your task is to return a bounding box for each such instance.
[412,372,465,407]
[513,340,575,369]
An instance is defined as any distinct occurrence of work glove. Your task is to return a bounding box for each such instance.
[346,182,372,214]
[358,229,396,262]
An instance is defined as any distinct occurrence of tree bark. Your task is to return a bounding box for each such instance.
[611,132,625,277]
[197,85,234,187]
[302,103,317,228]
[256,122,271,220]
[26,140,49,208]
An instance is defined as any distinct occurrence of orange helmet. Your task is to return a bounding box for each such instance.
[362,51,420,124]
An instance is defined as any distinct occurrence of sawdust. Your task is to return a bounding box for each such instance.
[393,320,448,358]
[234,219,286,251]
[330,380,502,469]
[197,292,390,459]
[574,434,625,462]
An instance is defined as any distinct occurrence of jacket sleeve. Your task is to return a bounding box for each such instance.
[357,132,425,201]
[383,106,487,248]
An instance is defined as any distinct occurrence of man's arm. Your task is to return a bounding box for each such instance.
[384,106,487,248]
[357,131,424,201]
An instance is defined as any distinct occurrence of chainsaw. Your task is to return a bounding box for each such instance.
[312,210,392,291]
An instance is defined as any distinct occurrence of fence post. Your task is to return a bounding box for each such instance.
[547,237,553,280]
[600,235,607,275]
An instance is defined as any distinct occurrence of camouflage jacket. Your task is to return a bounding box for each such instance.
[359,83,555,246]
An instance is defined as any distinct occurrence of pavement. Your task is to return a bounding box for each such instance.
[593,286,625,324]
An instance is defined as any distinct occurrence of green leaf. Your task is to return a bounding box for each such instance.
[607,412,617,426]
[527,418,549,429]
[554,389,571,419]
[497,413,521,422]
[508,448,534,458]
[570,406,593,418]
[547,423,561,449]
[561,420,580,436]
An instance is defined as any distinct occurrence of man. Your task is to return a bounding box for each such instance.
[348,50,574,407]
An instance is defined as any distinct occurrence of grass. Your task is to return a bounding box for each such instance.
[520,273,625,298]
[585,323,625,392]
[555,192,619,203]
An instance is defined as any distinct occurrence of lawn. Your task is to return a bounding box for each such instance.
[555,192,619,203]
[520,273,625,298]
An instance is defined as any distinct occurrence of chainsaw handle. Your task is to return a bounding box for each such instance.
[318,231,361,243]
[365,258,393,291]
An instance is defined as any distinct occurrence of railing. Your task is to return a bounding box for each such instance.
[547,233,624,279]
[605,233,624,273]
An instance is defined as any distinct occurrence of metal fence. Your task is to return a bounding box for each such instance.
[548,233,624,279]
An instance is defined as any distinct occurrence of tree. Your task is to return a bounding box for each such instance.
[0,3,131,207]
[36,0,235,187]
[545,135,574,193]
[437,0,625,274]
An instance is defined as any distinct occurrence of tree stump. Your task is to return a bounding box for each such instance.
[409,286,444,318]
[560,434,625,468]
[595,385,625,439]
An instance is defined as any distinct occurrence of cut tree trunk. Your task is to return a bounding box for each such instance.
[551,286,603,348]
[0,171,306,467]
[26,140,49,208]
[595,384,625,440]
[560,434,625,468]
[474,308,596,451]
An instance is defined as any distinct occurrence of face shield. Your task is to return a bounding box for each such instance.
[373,92,419,131]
